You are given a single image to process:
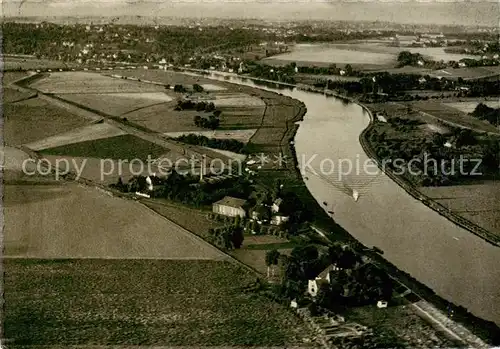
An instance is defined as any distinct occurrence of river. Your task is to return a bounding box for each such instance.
[196,71,500,326]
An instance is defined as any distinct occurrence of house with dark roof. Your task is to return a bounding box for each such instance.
[212,196,247,218]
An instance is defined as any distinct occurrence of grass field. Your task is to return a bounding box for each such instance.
[445,100,500,114]
[410,101,500,134]
[420,183,500,237]
[25,123,126,151]
[40,134,169,161]
[3,183,225,259]
[30,72,165,94]
[56,92,174,116]
[3,259,311,346]
[3,98,90,146]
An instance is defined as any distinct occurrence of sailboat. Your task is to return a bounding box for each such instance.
[352,189,359,202]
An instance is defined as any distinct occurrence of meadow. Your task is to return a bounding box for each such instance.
[3,259,311,346]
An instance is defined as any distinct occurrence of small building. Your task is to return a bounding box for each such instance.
[271,198,283,213]
[213,196,247,218]
[307,264,340,297]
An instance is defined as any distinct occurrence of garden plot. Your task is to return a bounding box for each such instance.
[445,101,500,114]
[30,72,165,94]
[3,182,227,259]
[164,129,257,143]
[56,92,174,116]
[3,97,90,146]
[25,122,126,151]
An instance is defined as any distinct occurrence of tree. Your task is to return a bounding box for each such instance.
[345,64,353,76]
[265,249,281,277]
[193,83,204,93]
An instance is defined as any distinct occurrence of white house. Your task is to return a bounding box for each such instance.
[213,196,247,218]
[307,264,340,297]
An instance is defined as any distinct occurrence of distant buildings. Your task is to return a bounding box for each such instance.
[212,196,247,218]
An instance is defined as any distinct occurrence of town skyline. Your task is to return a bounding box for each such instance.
[3,0,499,27]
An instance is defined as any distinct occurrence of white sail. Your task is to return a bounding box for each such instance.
[352,189,359,202]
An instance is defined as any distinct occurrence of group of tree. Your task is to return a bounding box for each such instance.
[208,220,244,251]
[175,99,217,112]
[397,51,426,67]
[470,103,500,126]
[173,84,187,93]
[194,114,220,130]
[245,62,296,84]
[367,118,500,186]
[174,133,245,153]
[192,84,204,93]
[111,170,252,207]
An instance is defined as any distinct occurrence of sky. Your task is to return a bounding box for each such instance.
[2,0,499,27]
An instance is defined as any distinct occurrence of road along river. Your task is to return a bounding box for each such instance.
[191,71,500,326]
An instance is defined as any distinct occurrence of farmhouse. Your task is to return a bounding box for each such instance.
[213,196,247,218]
[307,264,340,297]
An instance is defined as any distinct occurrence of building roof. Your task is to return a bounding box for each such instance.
[213,196,247,209]
[317,264,337,279]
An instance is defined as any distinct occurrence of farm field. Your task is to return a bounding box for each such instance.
[410,101,500,134]
[55,92,174,116]
[40,134,169,161]
[3,97,90,146]
[445,100,500,114]
[30,72,166,94]
[3,259,311,346]
[123,97,264,133]
[25,123,126,151]
[3,182,226,259]
[420,183,500,237]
